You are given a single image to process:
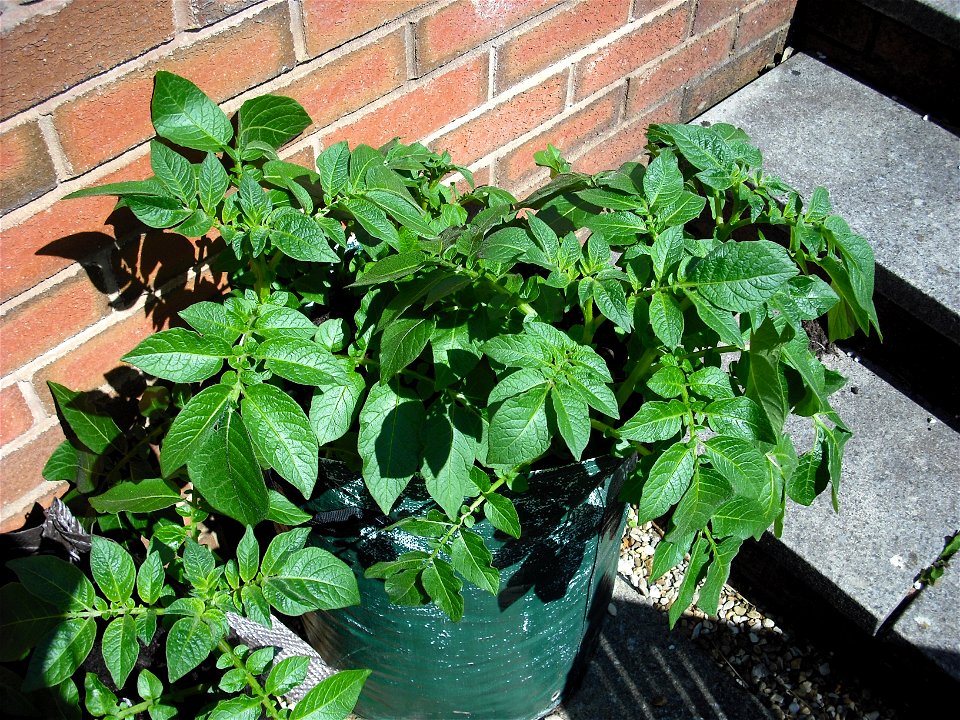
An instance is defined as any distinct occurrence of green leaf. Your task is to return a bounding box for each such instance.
[669,466,733,539]
[705,396,776,444]
[450,530,499,595]
[160,383,233,477]
[711,496,770,539]
[659,124,736,173]
[254,305,317,339]
[422,560,464,622]
[179,301,245,343]
[745,319,790,435]
[484,492,521,538]
[421,403,478,519]
[0,583,60,662]
[257,337,348,386]
[318,141,350,198]
[488,368,549,404]
[582,211,646,244]
[84,673,119,716]
[309,371,365,446]
[689,240,798,311]
[655,191,705,229]
[125,194,193,228]
[650,225,683,279]
[646,365,685,398]
[649,292,684,348]
[242,383,318,499]
[685,290,744,347]
[643,151,683,209]
[266,655,311,696]
[575,188,644,211]
[270,208,340,263]
[668,536,710,628]
[366,188,437,238]
[262,528,310,576]
[102,615,138,688]
[480,226,534,263]
[238,94,310,150]
[701,435,768,499]
[379,316,436,382]
[137,552,165,605]
[291,669,371,720]
[562,367,619,418]
[173,208,213,236]
[594,278,633,331]
[209,697,261,720]
[487,383,551,467]
[47,381,121,454]
[166,615,220,682]
[635,442,696,523]
[43,440,82,482]
[550,384,590,460]
[151,71,233,152]
[123,328,230,383]
[350,250,428,287]
[267,490,313,525]
[262,547,360,614]
[483,333,550,369]
[198,152,230,212]
[188,408,268,527]
[619,399,687,443]
[650,533,693,582]
[238,171,269,221]
[90,536,136,603]
[64,177,167,199]
[150,140,195,201]
[820,420,851,512]
[237,526,260,584]
[9,555,95,612]
[345,197,400,247]
[697,537,743,616]
[24,618,96,691]
[358,380,424,514]
[242,585,273,628]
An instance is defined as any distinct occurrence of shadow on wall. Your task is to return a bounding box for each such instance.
[36,203,226,334]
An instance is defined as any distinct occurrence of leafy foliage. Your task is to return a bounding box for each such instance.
[8,72,879,720]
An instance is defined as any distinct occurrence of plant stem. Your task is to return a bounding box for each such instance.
[616,347,660,407]
[217,640,283,720]
[113,684,206,719]
[426,476,508,566]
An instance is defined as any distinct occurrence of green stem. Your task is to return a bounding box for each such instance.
[218,640,283,720]
[680,345,742,361]
[616,347,660,407]
[113,684,206,719]
[427,477,508,565]
[590,419,651,456]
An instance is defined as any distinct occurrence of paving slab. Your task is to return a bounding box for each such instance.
[552,578,774,720]
[860,0,960,48]
[696,53,960,344]
[772,350,960,633]
[892,561,960,681]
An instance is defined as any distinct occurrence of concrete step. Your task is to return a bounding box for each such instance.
[693,52,960,682]
[697,52,960,345]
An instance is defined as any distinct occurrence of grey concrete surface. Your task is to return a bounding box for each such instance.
[552,578,774,720]
[893,560,960,681]
[697,53,960,344]
[860,0,960,48]
[776,351,960,633]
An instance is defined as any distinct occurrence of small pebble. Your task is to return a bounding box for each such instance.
[607,603,617,617]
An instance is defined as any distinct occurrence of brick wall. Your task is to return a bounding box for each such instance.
[0,0,797,530]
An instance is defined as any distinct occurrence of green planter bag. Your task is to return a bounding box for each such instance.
[301,455,635,720]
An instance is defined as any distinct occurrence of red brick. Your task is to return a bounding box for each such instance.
[496,0,630,91]
[280,146,317,168]
[186,0,264,27]
[682,31,780,118]
[51,3,295,174]
[0,482,67,534]
[626,17,735,116]
[431,71,568,167]
[0,385,34,446]
[0,154,152,304]
[692,0,746,34]
[572,94,681,173]
[0,1,175,121]
[303,0,431,57]
[735,0,796,51]
[497,86,624,191]
[0,425,66,521]
[282,29,407,132]
[0,122,58,214]
[573,2,691,101]
[414,0,563,74]
[322,54,489,148]
[0,274,112,378]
